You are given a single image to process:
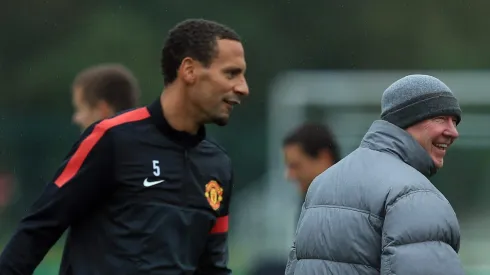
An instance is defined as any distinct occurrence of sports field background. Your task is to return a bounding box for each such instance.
[2,1,490,274]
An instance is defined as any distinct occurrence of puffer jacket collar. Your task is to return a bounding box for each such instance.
[360,120,437,178]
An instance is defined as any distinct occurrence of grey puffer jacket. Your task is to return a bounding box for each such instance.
[285,120,465,275]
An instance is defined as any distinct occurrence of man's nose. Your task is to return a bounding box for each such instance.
[234,78,249,96]
[445,122,459,139]
[448,127,459,138]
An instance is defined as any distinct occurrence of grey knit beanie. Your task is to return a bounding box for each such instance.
[380,74,462,129]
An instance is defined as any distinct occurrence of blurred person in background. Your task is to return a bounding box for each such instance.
[71,63,140,131]
[285,74,465,275]
[248,123,341,275]
[0,18,248,274]
[283,123,341,198]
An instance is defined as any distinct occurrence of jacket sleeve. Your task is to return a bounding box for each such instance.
[380,190,466,275]
[196,171,234,275]
[0,122,116,275]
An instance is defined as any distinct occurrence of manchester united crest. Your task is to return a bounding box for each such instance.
[204,180,223,211]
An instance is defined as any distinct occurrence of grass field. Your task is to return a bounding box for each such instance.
[33,246,63,275]
[0,235,65,275]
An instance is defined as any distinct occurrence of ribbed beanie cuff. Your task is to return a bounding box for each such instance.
[381,91,461,129]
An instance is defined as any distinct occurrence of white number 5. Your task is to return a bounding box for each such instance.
[152,160,160,176]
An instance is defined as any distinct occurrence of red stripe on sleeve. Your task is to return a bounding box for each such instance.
[54,108,151,187]
[210,215,229,234]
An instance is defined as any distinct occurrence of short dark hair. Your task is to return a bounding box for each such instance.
[161,19,241,85]
[283,123,341,163]
[73,63,140,112]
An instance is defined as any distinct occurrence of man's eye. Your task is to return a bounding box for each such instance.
[225,69,242,79]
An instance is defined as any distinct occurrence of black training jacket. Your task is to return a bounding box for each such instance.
[0,98,233,275]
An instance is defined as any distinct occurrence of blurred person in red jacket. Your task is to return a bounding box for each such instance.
[71,63,140,131]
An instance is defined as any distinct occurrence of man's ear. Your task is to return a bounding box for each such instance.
[317,149,334,167]
[178,57,197,84]
[96,100,114,118]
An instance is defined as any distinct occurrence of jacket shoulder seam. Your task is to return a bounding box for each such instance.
[386,189,445,214]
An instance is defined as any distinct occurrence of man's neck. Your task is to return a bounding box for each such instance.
[160,85,202,135]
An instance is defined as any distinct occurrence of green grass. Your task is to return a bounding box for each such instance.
[0,236,65,275]
[33,246,63,275]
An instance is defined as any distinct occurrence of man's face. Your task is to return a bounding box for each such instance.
[406,115,459,169]
[72,87,112,132]
[189,39,249,126]
[283,144,334,194]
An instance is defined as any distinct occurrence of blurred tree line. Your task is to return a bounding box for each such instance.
[1,0,490,219]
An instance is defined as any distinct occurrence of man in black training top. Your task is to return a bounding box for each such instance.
[0,18,249,275]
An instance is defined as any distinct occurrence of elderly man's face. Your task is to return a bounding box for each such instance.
[406,116,459,168]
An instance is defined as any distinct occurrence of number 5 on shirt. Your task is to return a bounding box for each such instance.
[153,160,160,176]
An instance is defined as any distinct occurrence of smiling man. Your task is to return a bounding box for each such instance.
[285,74,465,275]
[0,19,248,275]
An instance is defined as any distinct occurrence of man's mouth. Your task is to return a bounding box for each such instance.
[433,143,449,151]
[223,99,240,107]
